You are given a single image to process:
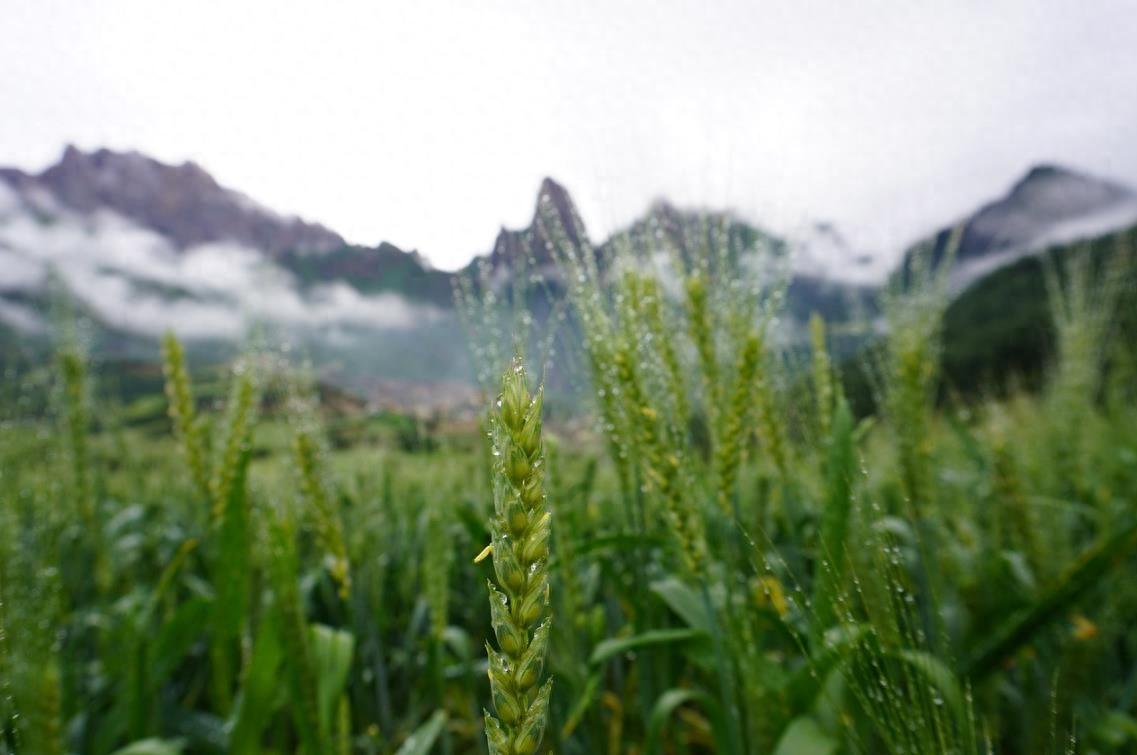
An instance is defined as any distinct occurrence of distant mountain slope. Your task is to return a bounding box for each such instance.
[466,178,876,334]
[279,242,454,306]
[479,177,583,274]
[902,164,1137,289]
[0,146,344,256]
[0,178,441,339]
[3,148,864,345]
[4,145,1129,408]
[941,223,1137,395]
[0,147,472,405]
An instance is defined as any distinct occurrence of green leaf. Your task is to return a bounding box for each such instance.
[145,538,199,622]
[229,608,285,755]
[560,672,601,740]
[965,516,1137,679]
[772,717,838,755]
[309,623,355,734]
[644,688,726,755]
[891,649,965,724]
[394,710,448,755]
[442,625,472,661]
[1093,711,1137,748]
[213,446,252,641]
[650,577,713,633]
[811,397,855,647]
[945,410,988,471]
[208,444,253,714]
[1000,550,1037,593]
[810,666,849,735]
[786,623,870,712]
[590,628,706,666]
[151,597,213,685]
[572,533,667,559]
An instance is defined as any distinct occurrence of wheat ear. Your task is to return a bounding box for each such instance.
[483,360,553,755]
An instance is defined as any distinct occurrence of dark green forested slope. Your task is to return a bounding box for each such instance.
[941,224,1136,396]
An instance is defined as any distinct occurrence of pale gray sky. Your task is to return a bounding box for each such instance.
[3,0,1136,270]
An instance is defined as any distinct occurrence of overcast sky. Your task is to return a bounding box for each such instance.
[3,0,1136,270]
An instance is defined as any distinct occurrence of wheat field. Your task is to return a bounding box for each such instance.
[2,215,1136,755]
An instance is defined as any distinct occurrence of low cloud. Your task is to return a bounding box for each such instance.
[0,188,437,338]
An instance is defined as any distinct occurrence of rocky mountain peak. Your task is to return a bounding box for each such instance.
[535,176,583,243]
[961,163,1134,260]
[4,145,344,257]
[484,176,583,271]
[901,163,1137,290]
[537,176,570,206]
[1001,162,1132,216]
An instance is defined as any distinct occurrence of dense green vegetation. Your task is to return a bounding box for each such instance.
[2,216,1136,754]
[942,225,1137,397]
[280,243,455,306]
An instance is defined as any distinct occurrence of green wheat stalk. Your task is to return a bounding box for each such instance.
[294,429,352,599]
[810,313,835,440]
[161,332,211,504]
[482,360,554,755]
